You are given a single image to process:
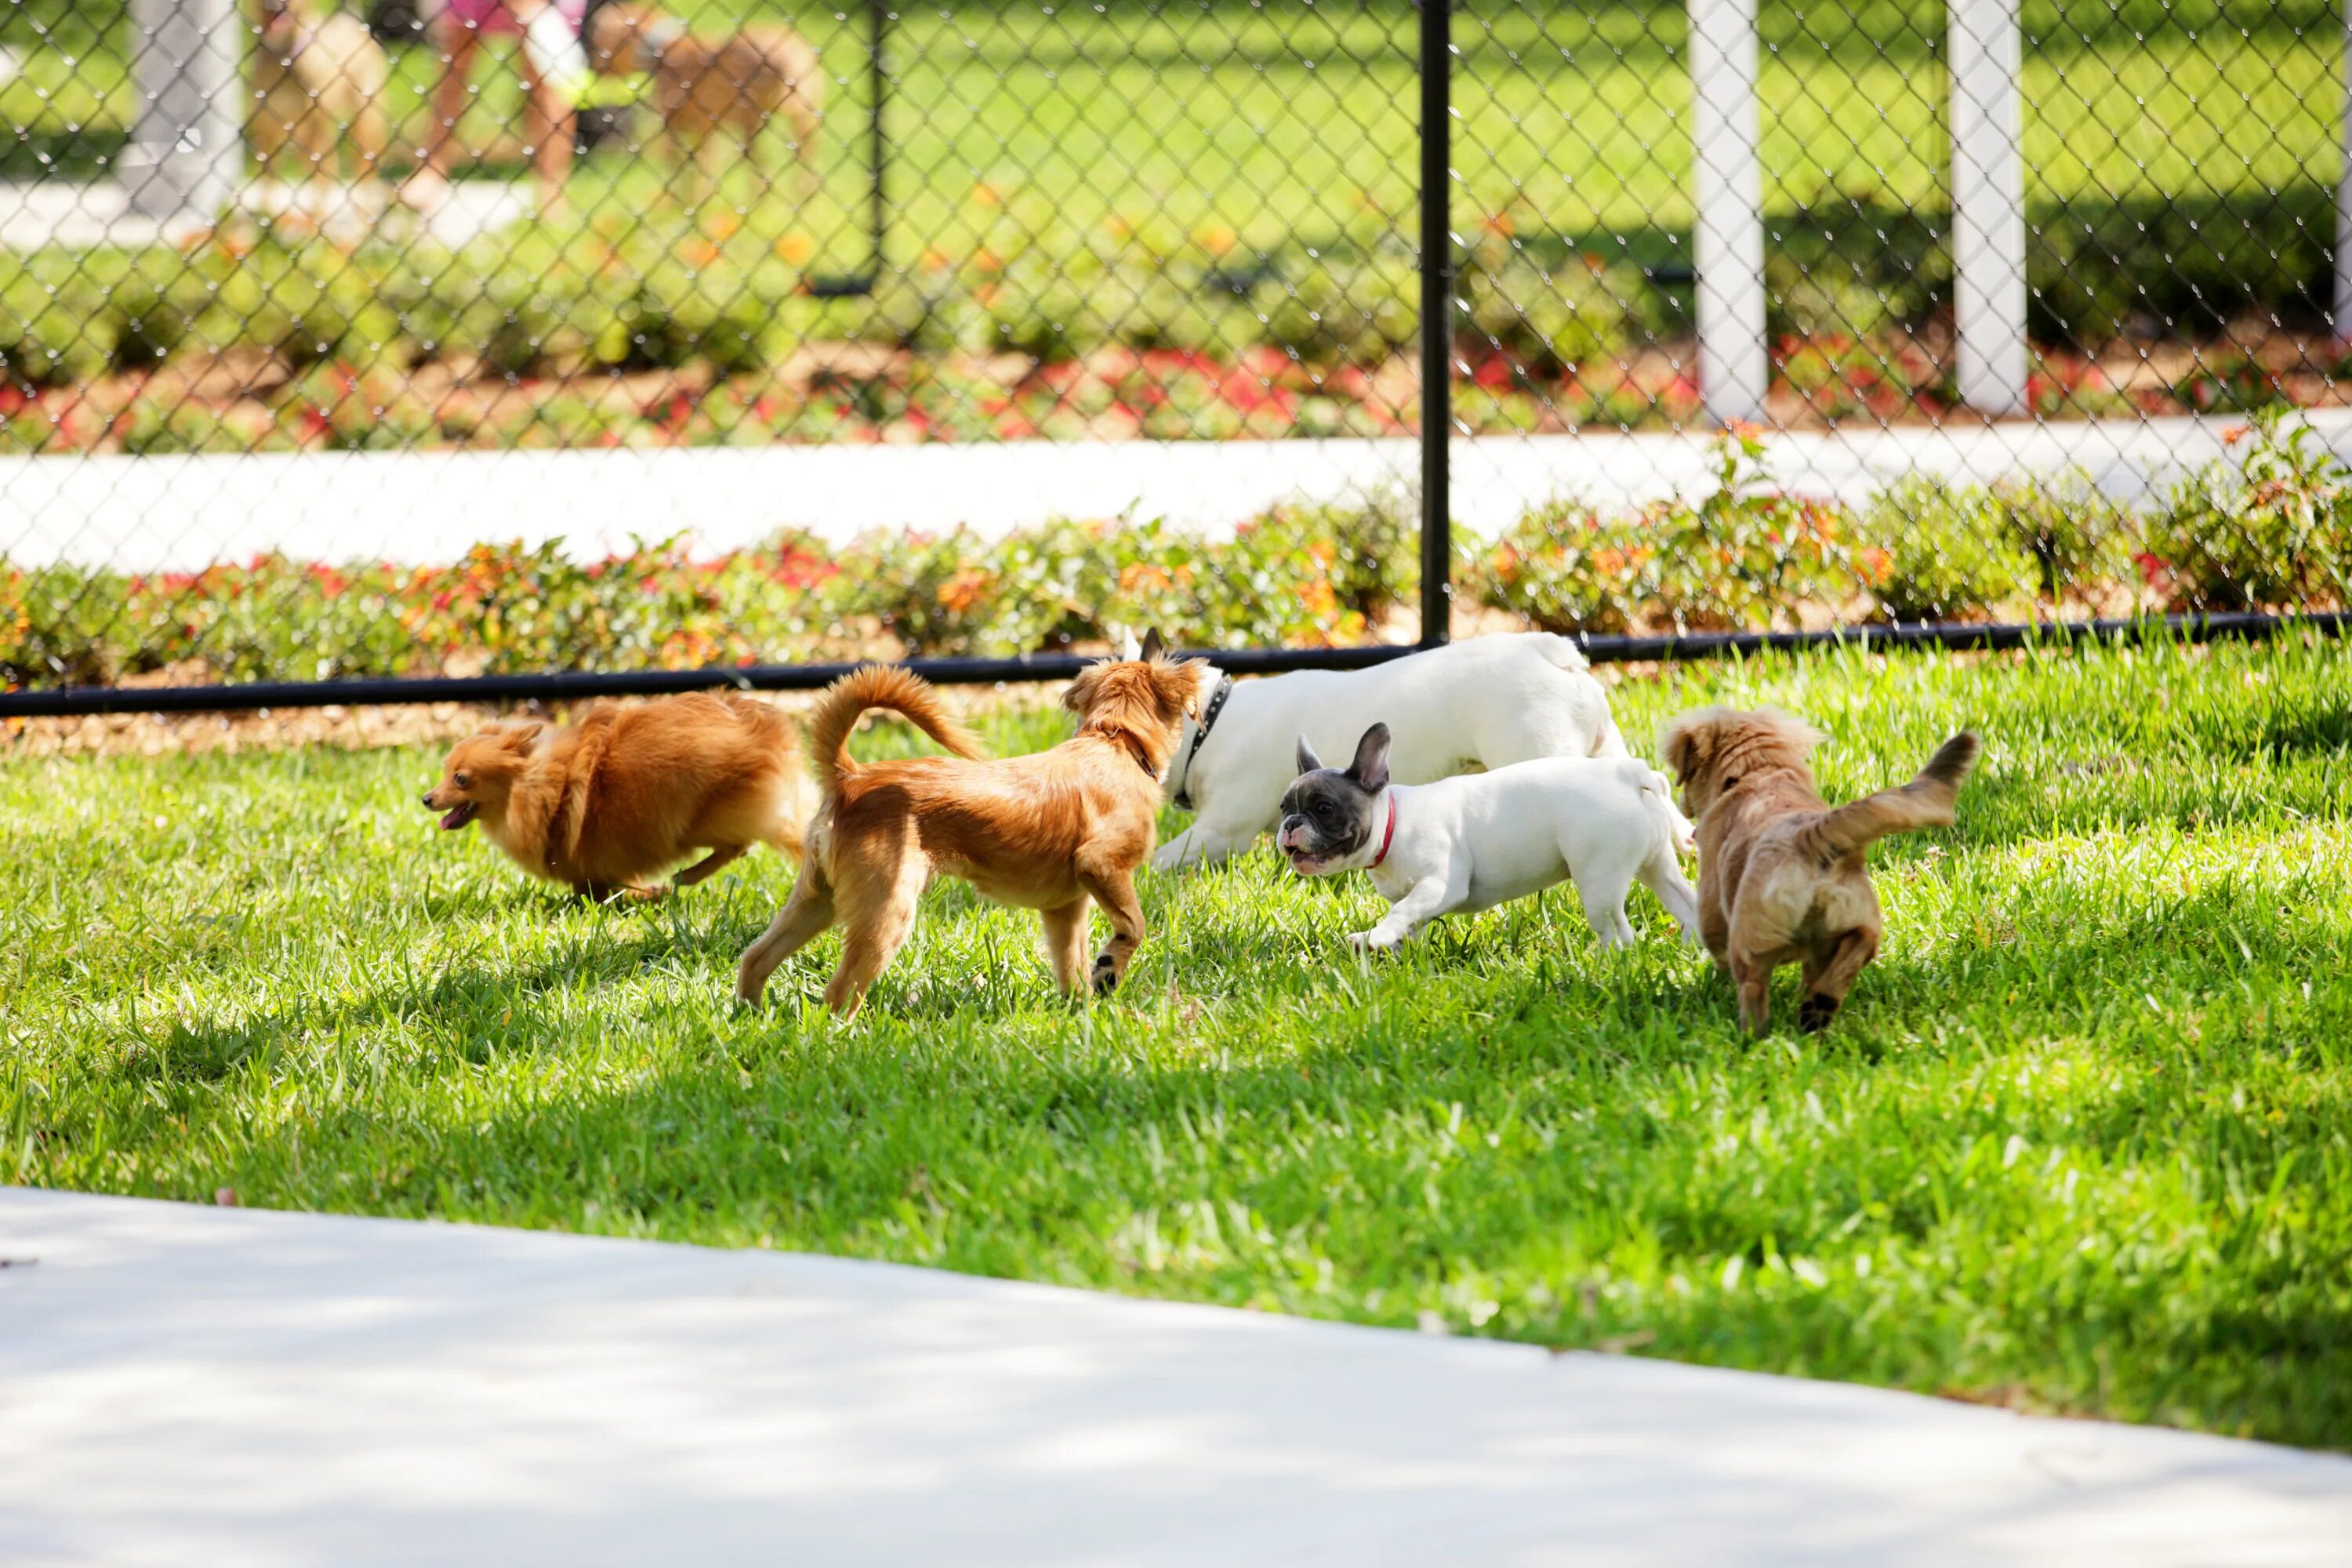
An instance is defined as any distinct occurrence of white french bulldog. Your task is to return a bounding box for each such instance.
[1152,631,1687,873]
[1278,722,1701,953]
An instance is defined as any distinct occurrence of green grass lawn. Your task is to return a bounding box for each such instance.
[5,633,2350,1449]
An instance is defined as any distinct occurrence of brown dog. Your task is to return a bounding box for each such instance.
[1661,708,1978,1033]
[735,655,1206,1019]
[588,2,823,194]
[423,693,813,900]
[249,0,390,184]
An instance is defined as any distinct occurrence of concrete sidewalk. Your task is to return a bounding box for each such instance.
[9,412,2350,572]
[3,1189,2347,1567]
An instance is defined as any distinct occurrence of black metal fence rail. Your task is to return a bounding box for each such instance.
[8,610,2341,719]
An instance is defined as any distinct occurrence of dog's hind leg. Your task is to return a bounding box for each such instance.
[1039,898,1092,995]
[1636,844,1703,946]
[672,844,747,888]
[1577,873,1639,952]
[1076,863,1145,996]
[352,98,390,184]
[1797,926,1878,1033]
[735,866,837,1004]
[1730,950,1775,1033]
[824,847,926,1019]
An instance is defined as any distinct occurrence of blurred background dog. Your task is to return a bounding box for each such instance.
[589,2,824,194]
[249,0,391,187]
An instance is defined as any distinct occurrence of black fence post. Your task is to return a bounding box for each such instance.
[868,0,890,280]
[1417,0,1454,648]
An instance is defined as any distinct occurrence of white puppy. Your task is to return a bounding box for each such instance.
[1277,722,1700,953]
[1154,632,1679,873]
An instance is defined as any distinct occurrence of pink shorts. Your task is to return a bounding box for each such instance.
[437,0,587,37]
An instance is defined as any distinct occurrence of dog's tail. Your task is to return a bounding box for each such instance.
[1530,631,1592,674]
[1797,732,1980,862]
[1633,764,1699,857]
[806,664,985,799]
[1626,762,1686,851]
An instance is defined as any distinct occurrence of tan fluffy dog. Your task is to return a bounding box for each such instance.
[1661,708,1979,1033]
[588,2,823,193]
[423,694,812,900]
[736,656,1205,1019]
[249,0,390,183]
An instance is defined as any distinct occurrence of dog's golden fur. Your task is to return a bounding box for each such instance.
[1661,706,1978,1033]
[589,3,823,191]
[249,0,389,183]
[735,656,1206,1019]
[423,693,813,900]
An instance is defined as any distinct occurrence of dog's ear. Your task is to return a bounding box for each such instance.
[1348,723,1392,793]
[1062,662,1107,715]
[1295,733,1324,777]
[499,719,546,751]
[1139,629,1166,662]
[1659,713,1700,786]
[1114,628,1143,662]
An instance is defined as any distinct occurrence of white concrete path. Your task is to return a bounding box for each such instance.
[4,1189,2348,1567]
[8,412,2351,573]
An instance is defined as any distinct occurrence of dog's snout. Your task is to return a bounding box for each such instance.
[420,789,437,808]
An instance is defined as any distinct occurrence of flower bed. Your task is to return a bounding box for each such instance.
[6,416,2347,691]
[5,218,2348,455]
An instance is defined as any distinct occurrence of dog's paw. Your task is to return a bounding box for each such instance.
[1798,993,1840,1033]
[1345,928,1399,954]
[1091,954,1120,996]
[629,884,673,903]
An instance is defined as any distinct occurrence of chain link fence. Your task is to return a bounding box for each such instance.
[2,0,2347,728]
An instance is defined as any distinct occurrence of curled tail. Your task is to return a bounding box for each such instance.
[1798,732,1980,862]
[1531,630,1592,674]
[807,664,985,799]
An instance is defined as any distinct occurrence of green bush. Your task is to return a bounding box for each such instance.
[1264,256,1419,369]
[2144,408,2352,610]
[1471,501,1661,636]
[1461,244,1638,376]
[1856,477,2040,621]
[1988,470,2136,604]
[1,263,113,388]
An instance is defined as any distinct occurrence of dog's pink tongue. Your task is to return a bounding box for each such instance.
[440,806,470,830]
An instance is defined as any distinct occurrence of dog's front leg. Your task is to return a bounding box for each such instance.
[1077,865,1145,995]
[1151,817,1254,874]
[1347,874,1455,953]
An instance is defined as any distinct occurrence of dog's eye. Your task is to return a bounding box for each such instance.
[454,772,472,789]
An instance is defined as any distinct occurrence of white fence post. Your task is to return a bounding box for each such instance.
[1687,0,1769,425]
[1949,0,2028,416]
[122,0,244,220]
[2336,0,2352,334]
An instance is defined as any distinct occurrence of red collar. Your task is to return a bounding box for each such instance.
[1370,794,1397,868]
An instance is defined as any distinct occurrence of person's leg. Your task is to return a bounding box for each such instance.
[419,18,481,182]
[509,0,578,212]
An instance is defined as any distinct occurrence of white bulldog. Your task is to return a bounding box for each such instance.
[1277,722,1700,953]
[1152,631,1686,873]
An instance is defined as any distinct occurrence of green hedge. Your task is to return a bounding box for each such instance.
[9,415,2347,690]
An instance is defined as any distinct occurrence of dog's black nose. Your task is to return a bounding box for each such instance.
[420,791,435,808]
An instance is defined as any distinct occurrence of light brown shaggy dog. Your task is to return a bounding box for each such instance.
[588,2,823,194]
[1661,708,1979,1033]
[736,655,1207,1019]
[423,693,814,901]
[249,0,390,185]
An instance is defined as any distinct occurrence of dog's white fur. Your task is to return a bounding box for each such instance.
[1155,633,1672,872]
[1294,758,1702,953]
